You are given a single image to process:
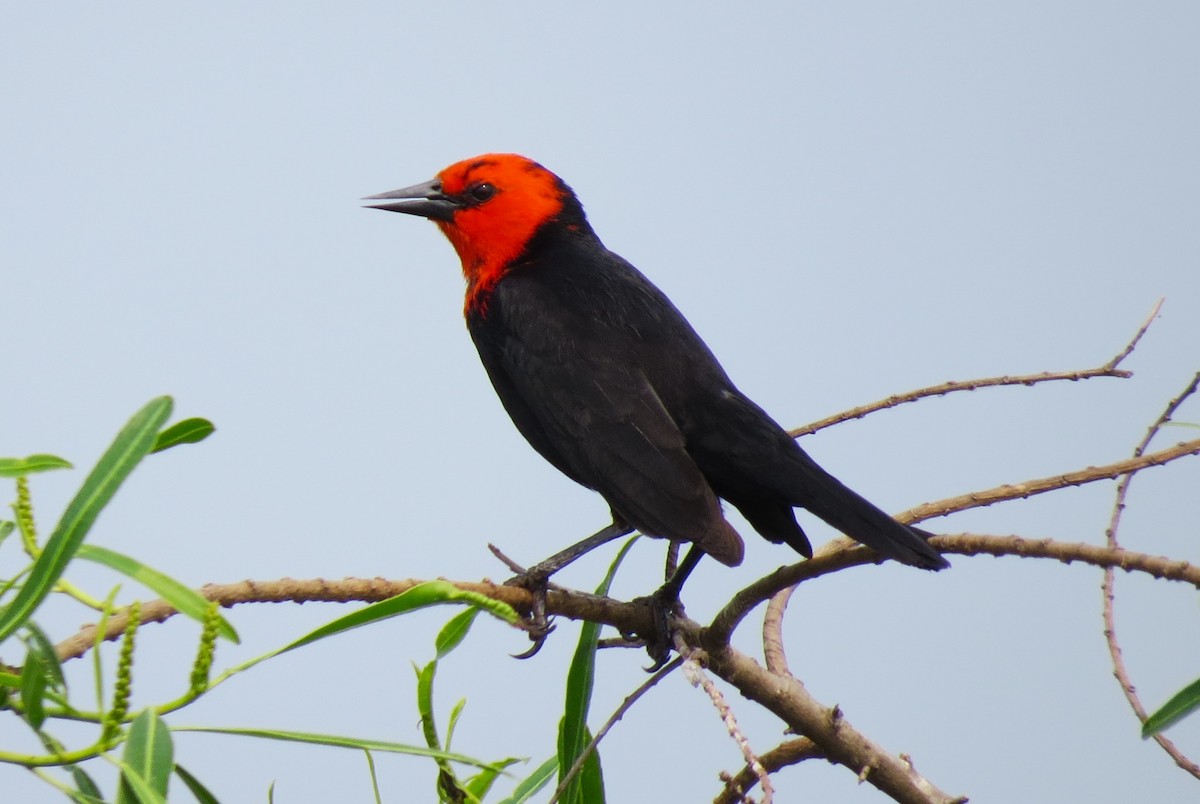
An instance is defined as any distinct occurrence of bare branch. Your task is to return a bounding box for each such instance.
[791,300,1157,438]
[693,627,963,804]
[1102,370,1200,778]
[790,368,1128,437]
[715,738,823,804]
[762,585,796,677]
[51,526,1199,803]
[902,438,1200,523]
[1103,297,1164,371]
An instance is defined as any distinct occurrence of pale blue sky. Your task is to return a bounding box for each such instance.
[3,4,1200,802]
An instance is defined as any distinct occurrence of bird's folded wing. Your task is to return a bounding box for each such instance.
[494,334,744,565]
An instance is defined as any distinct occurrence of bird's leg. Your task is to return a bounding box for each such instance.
[663,540,681,581]
[639,545,705,671]
[497,521,633,659]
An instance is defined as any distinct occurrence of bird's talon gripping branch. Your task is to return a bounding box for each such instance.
[510,615,556,660]
[496,564,557,658]
[487,543,557,656]
[634,589,680,672]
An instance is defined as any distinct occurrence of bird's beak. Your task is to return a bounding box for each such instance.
[363,179,461,222]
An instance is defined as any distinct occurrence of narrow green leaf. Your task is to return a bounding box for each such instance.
[0,397,173,644]
[150,418,216,455]
[0,454,73,477]
[116,710,174,804]
[70,765,105,800]
[174,764,220,804]
[112,755,168,804]
[363,750,383,804]
[445,697,467,750]
[497,756,558,804]
[0,668,21,688]
[464,757,523,800]
[175,726,508,770]
[276,581,515,658]
[1143,676,1200,737]
[416,661,439,752]
[77,544,238,643]
[556,538,635,804]
[0,520,15,547]
[23,621,66,691]
[18,622,65,729]
[20,643,49,728]
[436,607,479,659]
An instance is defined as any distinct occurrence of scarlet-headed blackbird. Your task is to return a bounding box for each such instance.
[367,154,947,613]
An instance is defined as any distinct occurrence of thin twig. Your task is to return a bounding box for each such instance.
[1102,370,1200,779]
[487,543,529,575]
[901,438,1200,523]
[547,657,683,804]
[1103,297,1164,371]
[679,640,774,804]
[715,738,823,804]
[791,301,1157,438]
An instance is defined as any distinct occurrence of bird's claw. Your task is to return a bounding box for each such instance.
[504,568,556,659]
[633,590,679,672]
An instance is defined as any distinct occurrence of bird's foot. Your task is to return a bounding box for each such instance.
[507,570,557,659]
[629,587,682,672]
[491,543,557,659]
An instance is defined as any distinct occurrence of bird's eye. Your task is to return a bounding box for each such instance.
[467,183,497,203]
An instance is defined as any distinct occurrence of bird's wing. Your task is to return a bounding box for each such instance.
[479,327,744,567]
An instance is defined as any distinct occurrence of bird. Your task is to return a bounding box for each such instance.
[366,154,947,653]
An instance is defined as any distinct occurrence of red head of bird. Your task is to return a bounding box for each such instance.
[365,154,587,313]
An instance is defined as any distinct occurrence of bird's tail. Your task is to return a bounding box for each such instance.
[798,465,949,570]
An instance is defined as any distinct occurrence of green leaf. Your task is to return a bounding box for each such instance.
[363,750,382,804]
[415,661,439,751]
[1143,675,1200,737]
[150,418,216,455]
[556,537,636,804]
[175,727,508,770]
[445,697,467,750]
[497,756,558,804]
[414,658,463,800]
[112,756,167,804]
[18,621,66,729]
[464,757,523,800]
[0,520,16,548]
[19,643,49,729]
[557,726,604,804]
[116,709,174,803]
[436,607,479,659]
[69,765,105,801]
[23,621,66,691]
[0,454,73,477]
[0,397,173,644]
[175,764,220,804]
[77,544,238,643]
[273,581,515,659]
